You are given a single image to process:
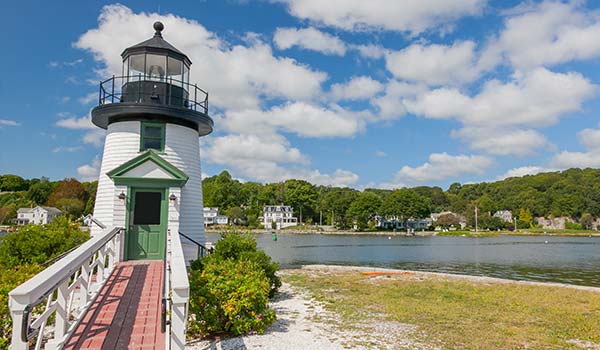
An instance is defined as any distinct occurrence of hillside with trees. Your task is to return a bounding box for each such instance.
[202,168,600,230]
[2,167,600,229]
[0,175,97,224]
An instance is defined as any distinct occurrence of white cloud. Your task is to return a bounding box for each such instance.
[496,166,547,180]
[56,116,95,130]
[55,115,104,147]
[274,27,346,55]
[203,133,359,186]
[391,152,492,184]
[75,4,327,110]
[0,119,20,127]
[351,44,388,59]
[223,102,370,138]
[370,80,427,120]
[486,1,600,70]
[79,92,97,105]
[452,127,548,156]
[385,41,481,85]
[77,157,101,181]
[329,76,384,101]
[405,68,596,128]
[52,146,84,153]
[550,126,600,169]
[375,150,386,157]
[281,0,485,35]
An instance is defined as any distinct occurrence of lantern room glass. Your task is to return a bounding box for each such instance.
[146,54,166,81]
[128,54,145,82]
[167,56,183,86]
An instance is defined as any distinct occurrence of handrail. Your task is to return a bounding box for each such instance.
[167,229,189,349]
[97,75,209,114]
[9,227,123,350]
[179,231,213,259]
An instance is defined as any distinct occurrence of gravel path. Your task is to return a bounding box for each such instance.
[186,278,435,350]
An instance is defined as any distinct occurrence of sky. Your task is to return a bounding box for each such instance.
[2,0,600,190]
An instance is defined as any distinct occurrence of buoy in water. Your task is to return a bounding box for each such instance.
[544,240,548,244]
[272,233,278,241]
[388,236,391,240]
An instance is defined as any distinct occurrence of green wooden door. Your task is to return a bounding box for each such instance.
[127,188,167,260]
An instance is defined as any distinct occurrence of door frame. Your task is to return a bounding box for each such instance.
[124,186,168,261]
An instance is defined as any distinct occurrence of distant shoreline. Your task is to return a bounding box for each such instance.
[206,228,600,237]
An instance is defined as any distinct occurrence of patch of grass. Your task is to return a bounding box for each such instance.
[283,270,600,350]
[280,225,323,231]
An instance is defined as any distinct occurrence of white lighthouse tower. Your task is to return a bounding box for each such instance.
[90,22,212,263]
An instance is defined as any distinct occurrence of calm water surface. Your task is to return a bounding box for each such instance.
[208,233,600,287]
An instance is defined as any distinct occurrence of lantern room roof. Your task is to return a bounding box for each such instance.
[121,21,192,66]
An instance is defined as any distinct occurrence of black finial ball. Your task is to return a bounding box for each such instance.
[153,21,164,33]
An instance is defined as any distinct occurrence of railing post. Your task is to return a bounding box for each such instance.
[111,75,115,103]
[194,84,197,111]
[170,290,188,350]
[8,300,28,350]
[80,260,91,306]
[45,281,69,350]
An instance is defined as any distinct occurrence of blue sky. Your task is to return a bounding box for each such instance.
[2,0,600,189]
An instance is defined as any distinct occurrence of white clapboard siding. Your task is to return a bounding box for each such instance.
[92,121,205,262]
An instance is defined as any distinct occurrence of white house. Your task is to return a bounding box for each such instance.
[203,207,228,226]
[260,205,298,229]
[16,206,62,225]
[493,210,513,223]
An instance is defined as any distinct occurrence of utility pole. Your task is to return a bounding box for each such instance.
[319,210,322,226]
[331,210,335,227]
[475,206,478,233]
[514,217,517,232]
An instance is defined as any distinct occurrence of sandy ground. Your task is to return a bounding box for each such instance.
[186,265,600,350]
[186,274,436,350]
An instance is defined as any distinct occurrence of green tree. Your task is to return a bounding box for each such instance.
[345,192,382,230]
[580,213,594,230]
[320,188,359,228]
[518,208,533,228]
[0,175,28,192]
[202,171,243,211]
[26,180,55,205]
[380,189,431,220]
[437,213,459,229]
[282,179,318,223]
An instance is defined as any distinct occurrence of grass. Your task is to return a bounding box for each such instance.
[283,269,600,350]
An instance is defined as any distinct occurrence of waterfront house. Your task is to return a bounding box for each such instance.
[375,215,430,230]
[203,207,229,226]
[260,205,298,229]
[493,210,513,223]
[16,206,62,225]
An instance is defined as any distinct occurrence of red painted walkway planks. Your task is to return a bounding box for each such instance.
[64,260,165,350]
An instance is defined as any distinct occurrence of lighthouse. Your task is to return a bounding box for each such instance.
[90,22,212,263]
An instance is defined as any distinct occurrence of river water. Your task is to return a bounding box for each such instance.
[208,233,600,287]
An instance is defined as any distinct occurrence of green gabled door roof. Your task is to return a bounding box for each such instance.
[107,149,189,187]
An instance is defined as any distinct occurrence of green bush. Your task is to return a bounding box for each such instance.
[0,216,89,268]
[565,222,583,230]
[188,233,279,338]
[188,258,276,337]
[0,264,43,350]
[198,233,281,297]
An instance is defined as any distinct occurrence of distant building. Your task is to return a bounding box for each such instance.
[430,211,467,229]
[16,206,62,225]
[260,205,298,229]
[493,210,513,223]
[375,216,430,230]
[203,207,228,226]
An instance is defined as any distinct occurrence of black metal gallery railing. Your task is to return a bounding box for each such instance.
[98,75,209,114]
[179,231,214,259]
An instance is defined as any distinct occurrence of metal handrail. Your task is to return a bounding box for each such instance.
[97,75,209,114]
[179,231,213,258]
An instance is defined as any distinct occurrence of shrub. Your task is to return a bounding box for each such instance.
[0,216,89,268]
[0,264,43,350]
[188,258,276,337]
[199,233,281,297]
[188,233,279,338]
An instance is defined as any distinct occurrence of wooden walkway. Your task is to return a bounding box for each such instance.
[64,260,165,350]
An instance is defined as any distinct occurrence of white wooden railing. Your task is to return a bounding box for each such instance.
[164,229,190,350]
[8,227,123,350]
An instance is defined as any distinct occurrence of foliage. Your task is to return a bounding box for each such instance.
[47,178,88,217]
[0,264,43,350]
[345,192,381,230]
[437,213,460,228]
[226,206,246,225]
[188,259,276,337]
[188,233,278,338]
[0,175,29,192]
[26,180,55,205]
[0,216,89,268]
[380,189,430,220]
[580,213,594,230]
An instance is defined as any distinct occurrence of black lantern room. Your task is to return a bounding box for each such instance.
[91,22,213,136]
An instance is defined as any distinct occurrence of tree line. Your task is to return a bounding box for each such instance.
[2,167,599,229]
[0,175,97,224]
[203,168,600,230]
